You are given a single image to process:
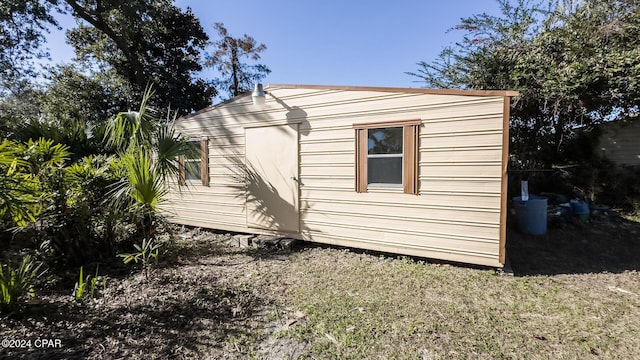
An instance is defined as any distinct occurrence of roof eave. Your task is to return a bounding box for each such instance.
[265,84,519,97]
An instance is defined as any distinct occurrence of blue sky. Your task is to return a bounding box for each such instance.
[44,1,504,89]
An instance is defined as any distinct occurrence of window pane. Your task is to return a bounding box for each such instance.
[185,160,201,180]
[188,141,201,158]
[184,141,202,181]
[368,156,402,184]
[368,127,403,154]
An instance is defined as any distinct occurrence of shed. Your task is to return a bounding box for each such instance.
[166,84,518,267]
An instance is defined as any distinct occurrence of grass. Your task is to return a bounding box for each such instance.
[2,217,640,359]
[275,250,639,359]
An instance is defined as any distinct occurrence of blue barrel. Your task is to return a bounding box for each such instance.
[570,200,590,221]
[513,196,548,235]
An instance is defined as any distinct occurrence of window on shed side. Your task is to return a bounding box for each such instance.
[367,127,403,185]
[179,139,209,186]
[354,120,420,194]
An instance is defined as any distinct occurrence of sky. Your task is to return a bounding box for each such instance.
[43,1,505,91]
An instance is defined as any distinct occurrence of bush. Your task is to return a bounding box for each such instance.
[39,155,123,266]
[597,165,640,213]
[3,89,189,272]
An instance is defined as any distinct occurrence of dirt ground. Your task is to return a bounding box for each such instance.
[508,212,640,275]
[1,213,639,359]
[1,229,300,359]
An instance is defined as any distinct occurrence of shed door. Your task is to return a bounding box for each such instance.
[245,124,299,233]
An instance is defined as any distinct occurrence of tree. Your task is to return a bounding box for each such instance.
[42,65,136,127]
[206,22,271,99]
[0,0,59,93]
[408,0,640,171]
[1,65,137,159]
[64,0,215,114]
[0,83,45,137]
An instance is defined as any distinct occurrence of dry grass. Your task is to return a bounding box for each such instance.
[277,250,640,359]
[2,217,640,359]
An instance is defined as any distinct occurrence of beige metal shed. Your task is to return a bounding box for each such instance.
[166,84,518,267]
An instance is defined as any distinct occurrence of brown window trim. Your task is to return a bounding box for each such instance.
[178,156,186,186]
[354,119,420,194]
[200,139,209,186]
[353,119,422,130]
[179,138,209,186]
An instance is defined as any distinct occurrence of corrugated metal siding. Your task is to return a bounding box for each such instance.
[165,87,507,267]
[599,121,640,166]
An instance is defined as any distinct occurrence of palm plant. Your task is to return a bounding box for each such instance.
[22,137,71,175]
[0,138,70,227]
[0,140,37,226]
[103,85,192,238]
[104,85,157,153]
[154,120,196,184]
[108,151,167,238]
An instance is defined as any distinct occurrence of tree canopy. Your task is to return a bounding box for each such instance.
[206,22,271,100]
[64,0,215,114]
[0,0,59,92]
[1,0,277,117]
[409,0,640,170]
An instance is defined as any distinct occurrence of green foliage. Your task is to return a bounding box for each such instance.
[409,0,640,172]
[123,152,168,211]
[0,0,59,89]
[118,238,161,279]
[1,83,189,272]
[0,255,45,312]
[0,84,45,137]
[65,0,215,113]
[73,265,106,302]
[2,142,123,267]
[103,86,192,238]
[39,155,124,266]
[103,86,157,152]
[42,65,136,129]
[16,66,137,160]
[22,137,70,174]
[0,138,69,227]
[0,67,135,160]
[0,140,39,226]
[107,152,169,241]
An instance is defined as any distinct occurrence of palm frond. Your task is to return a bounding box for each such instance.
[108,151,167,211]
[103,84,158,151]
[154,122,195,183]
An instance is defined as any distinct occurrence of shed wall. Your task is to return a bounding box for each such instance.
[166,87,507,267]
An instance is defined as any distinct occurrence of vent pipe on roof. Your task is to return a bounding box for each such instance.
[252,83,266,106]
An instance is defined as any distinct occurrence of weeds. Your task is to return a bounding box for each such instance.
[0,255,45,312]
[118,238,161,279]
[73,265,106,303]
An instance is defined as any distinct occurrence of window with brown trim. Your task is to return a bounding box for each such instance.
[354,120,419,194]
[179,139,209,186]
